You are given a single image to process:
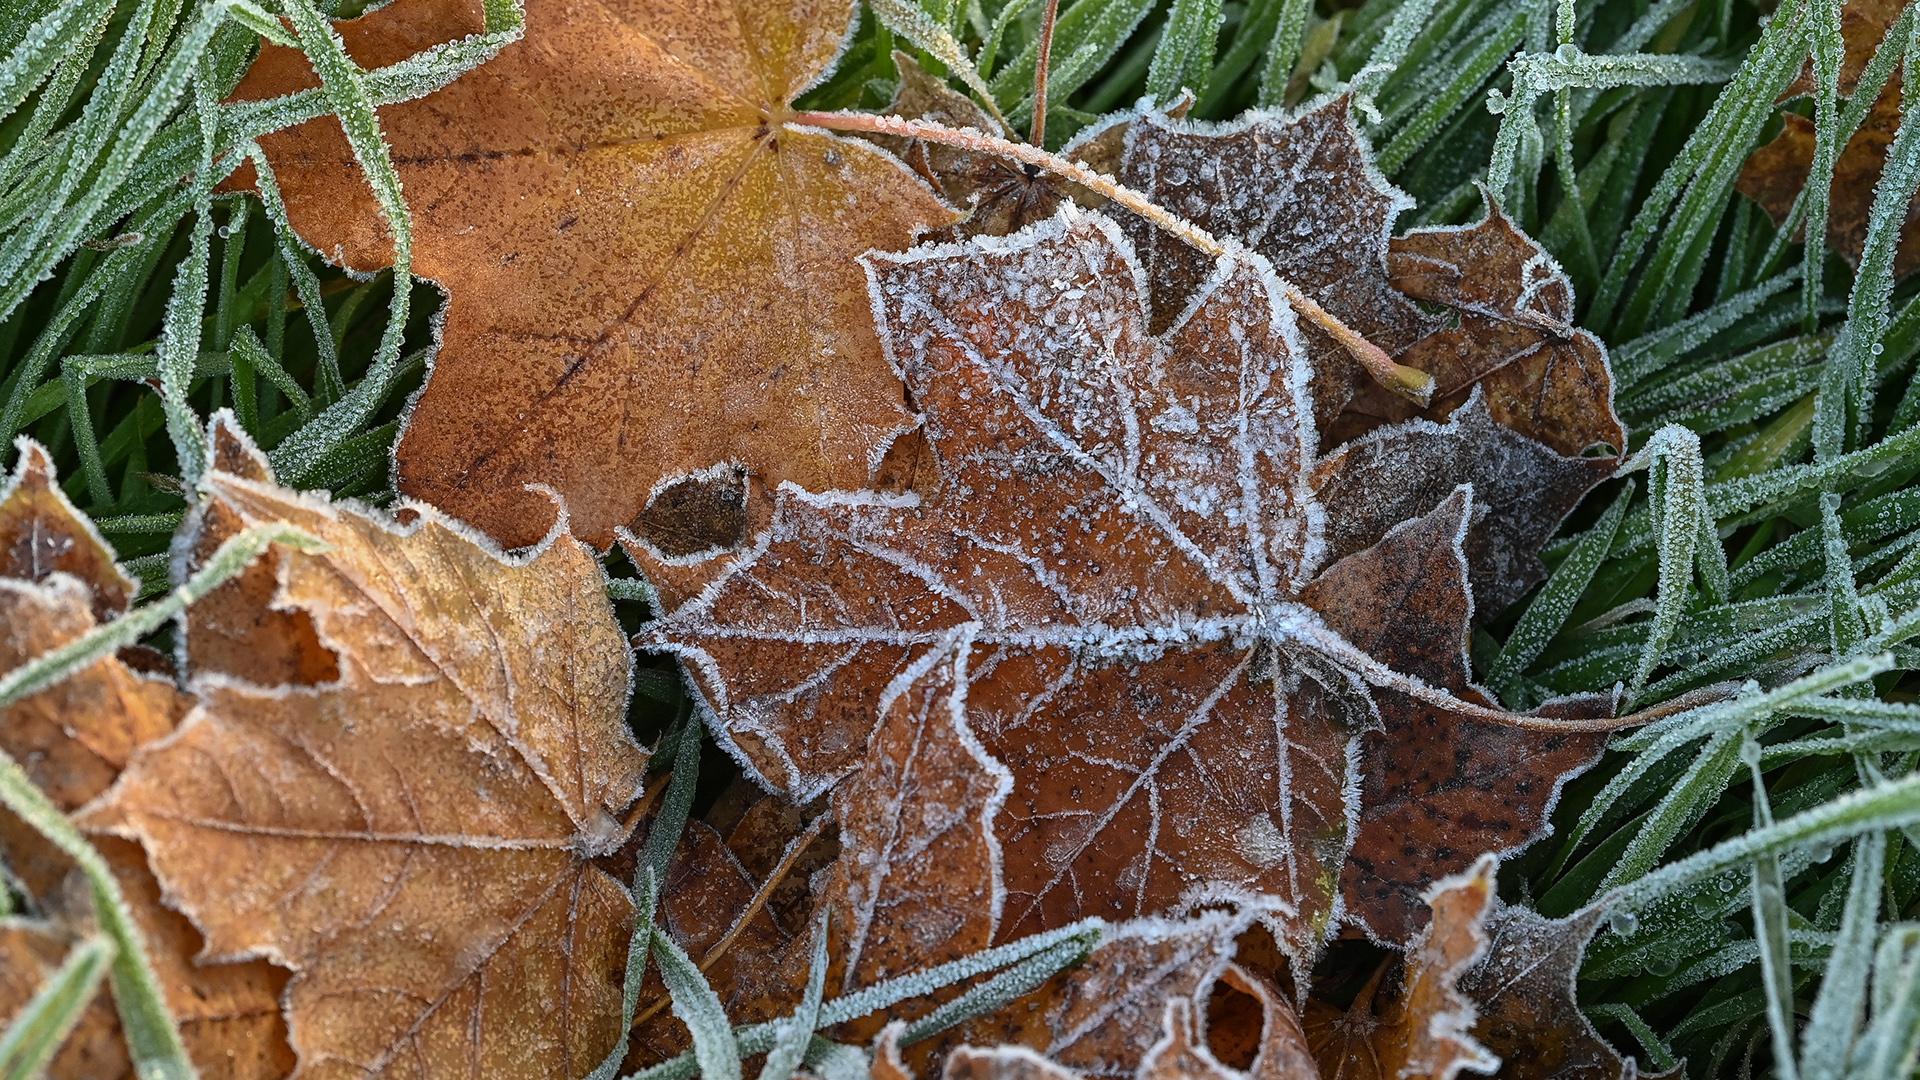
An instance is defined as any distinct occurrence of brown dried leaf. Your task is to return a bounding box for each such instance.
[1738,0,1920,278]
[1302,493,1610,941]
[1303,855,1500,1080]
[640,214,1361,957]
[1458,904,1677,1080]
[1310,393,1614,614]
[80,436,650,1078]
[0,574,182,899]
[0,453,292,1077]
[233,0,955,549]
[1380,208,1623,458]
[947,912,1259,1075]
[0,919,129,1077]
[1104,104,1618,611]
[175,418,338,687]
[0,439,133,623]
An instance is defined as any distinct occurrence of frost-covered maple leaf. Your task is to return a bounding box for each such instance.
[637,210,1612,956]
[1097,96,1622,613]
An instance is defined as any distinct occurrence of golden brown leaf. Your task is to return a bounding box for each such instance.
[173,418,338,687]
[0,574,182,899]
[1304,855,1499,1080]
[1737,0,1920,278]
[0,451,293,1078]
[0,919,130,1077]
[81,436,649,1078]
[0,439,133,623]
[233,0,956,550]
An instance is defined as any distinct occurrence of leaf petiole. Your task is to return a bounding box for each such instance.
[788,109,1435,404]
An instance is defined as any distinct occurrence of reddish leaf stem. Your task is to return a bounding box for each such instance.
[1031,0,1062,148]
[789,110,1434,404]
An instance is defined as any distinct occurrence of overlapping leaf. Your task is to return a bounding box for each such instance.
[1738,0,1919,277]
[1110,100,1619,608]
[640,210,1621,960]
[1303,856,1500,1080]
[234,0,956,549]
[79,423,650,1077]
[0,445,292,1079]
[1457,903,1679,1080]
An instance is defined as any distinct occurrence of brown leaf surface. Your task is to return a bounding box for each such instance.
[1458,904,1676,1080]
[0,438,133,623]
[1737,0,1920,278]
[1102,101,1618,610]
[0,574,183,898]
[174,419,338,687]
[233,0,955,550]
[947,912,1273,1076]
[1303,855,1499,1080]
[1302,493,1610,942]
[81,437,650,1078]
[1309,394,1614,614]
[641,214,1362,958]
[0,919,130,1077]
[0,452,292,1077]
[642,209,1617,992]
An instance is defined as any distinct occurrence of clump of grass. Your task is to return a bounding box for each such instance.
[4,0,1920,1075]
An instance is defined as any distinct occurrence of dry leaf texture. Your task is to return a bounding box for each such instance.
[1303,855,1500,1080]
[1458,904,1676,1080]
[642,210,1614,961]
[233,0,955,549]
[642,211,1363,957]
[82,438,650,1079]
[0,444,292,1078]
[0,439,133,622]
[1104,98,1620,611]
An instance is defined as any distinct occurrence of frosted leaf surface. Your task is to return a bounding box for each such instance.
[232,0,956,549]
[82,428,650,1079]
[1303,491,1611,941]
[642,212,1622,969]
[1303,854,1501,1080]
[1458,903,1680,1080]
[641,212,1357,956]
[1311,394,1615,614]
[945,911,1261,1076]
[1379,207,1625,458]
[0,438,133,623]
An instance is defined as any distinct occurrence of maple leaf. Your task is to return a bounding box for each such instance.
[1738,0,1920,278]
[1456,903,1678,1080]
[639,211,1618,960]
[233,0,956,550]
[0,439,133,624]
[1101,98,1621,611]
[79,426,651,1078]
[0,448,292,1078]
[640,213,1360,956]
[945,911,1315,1078]
[1303,854,1500,1080]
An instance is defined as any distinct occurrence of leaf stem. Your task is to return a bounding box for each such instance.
[1030,0,1061,147]
[787,111,1434,403]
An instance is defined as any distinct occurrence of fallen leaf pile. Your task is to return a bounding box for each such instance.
[0,0,1679,1074]
[1738,0,1920,278]
[2,425,650,1077]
